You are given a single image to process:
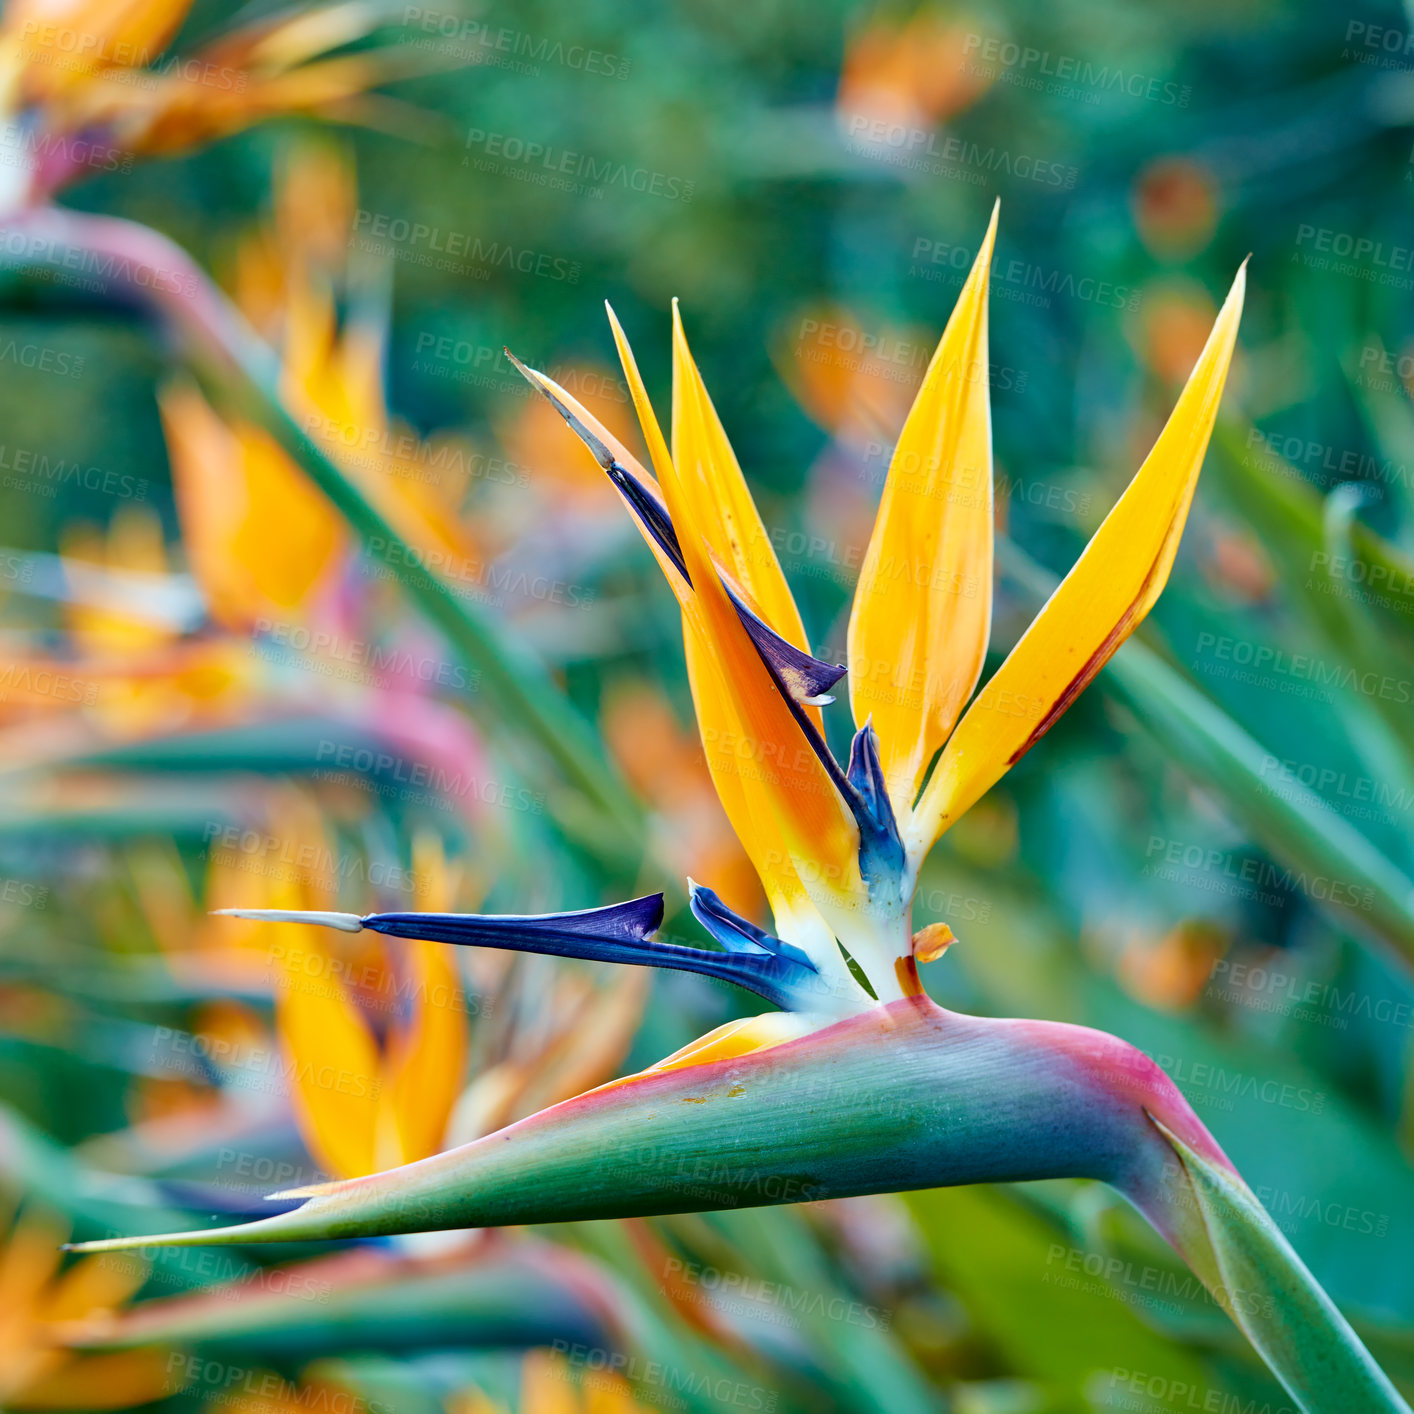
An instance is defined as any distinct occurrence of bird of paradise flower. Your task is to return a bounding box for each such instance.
[72,209,1410,1413]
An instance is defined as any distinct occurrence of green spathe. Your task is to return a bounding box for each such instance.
[64,998,1412,1413]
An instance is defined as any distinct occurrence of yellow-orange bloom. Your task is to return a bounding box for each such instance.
[0,0,411,203]
[447,1347,659,1414]
[519,209,1244,994]
[909,258,1244,856]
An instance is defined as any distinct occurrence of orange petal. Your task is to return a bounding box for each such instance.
[271,873,382,1180]
[383,937,468,1166]
[161,381,344,629]
[663,306,865,923]
[8,1350,181,1410]
[912,263,1246,855]
[848,202,997,816]
[665,308,815,671]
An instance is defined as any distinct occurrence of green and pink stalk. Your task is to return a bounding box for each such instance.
[70,990,1408,1413]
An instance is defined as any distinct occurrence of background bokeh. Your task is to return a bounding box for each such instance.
[1,1,1413,1410]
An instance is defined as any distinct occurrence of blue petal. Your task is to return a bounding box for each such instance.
[721,585,846,707]
[687,881,817,973]
[354,895,818,1011]
[845,721,906,891]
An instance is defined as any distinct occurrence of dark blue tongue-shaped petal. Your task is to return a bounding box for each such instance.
[688,882,774,953]
[219,894,818,1011]
[847,719,890,825]
[366,894,666,948]
[688,881,816,970]
[720,585,845,707]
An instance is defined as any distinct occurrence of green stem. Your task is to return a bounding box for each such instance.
[1147,1120,1409,1414]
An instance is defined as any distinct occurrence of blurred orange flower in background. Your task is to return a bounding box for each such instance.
[0,0,413,203]
[602,677,762,914]
[837,7,995,131]
[1133,156,1220,261]
[0,1200,172,1411]
[164,138,491,635]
